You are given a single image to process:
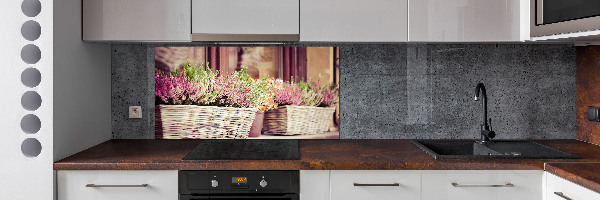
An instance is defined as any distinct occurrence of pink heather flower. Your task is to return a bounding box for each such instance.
[274,82,302,106]
[155,60,337,109]
[214,74,253,108]
[155,69,189,105]
[320,86,339,107]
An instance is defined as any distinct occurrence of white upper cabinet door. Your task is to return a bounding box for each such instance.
[409,0,530,42]
[300,0,408,42]
[83,0,191,41]
[422,170,543,200]
[191,0,299,41]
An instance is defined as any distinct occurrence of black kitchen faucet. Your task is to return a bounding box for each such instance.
[474,83,495,143]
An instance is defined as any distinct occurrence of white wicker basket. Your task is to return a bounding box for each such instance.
[262,105,336,135]
[155,105,257,139]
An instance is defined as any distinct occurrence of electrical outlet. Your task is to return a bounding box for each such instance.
[129,106,142,119]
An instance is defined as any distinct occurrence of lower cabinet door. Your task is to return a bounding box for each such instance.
[300,170,330,200]
[330,170,421,200]
[57,170,178,200]
[421,170,543,200]
[546,172,600,200]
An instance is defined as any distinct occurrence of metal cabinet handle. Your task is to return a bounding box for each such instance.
[86,184,149,188]
[353,183,400,186]
[554,192,573,200]
[451,183,514,188]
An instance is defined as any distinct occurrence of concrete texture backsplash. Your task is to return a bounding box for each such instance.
[112,44,576,139]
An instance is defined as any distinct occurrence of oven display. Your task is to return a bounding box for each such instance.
[232,177,247,184]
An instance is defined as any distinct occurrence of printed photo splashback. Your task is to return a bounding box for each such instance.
[154,46,340,139]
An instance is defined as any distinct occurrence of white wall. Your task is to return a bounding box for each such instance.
[0,0,110,198]
[0,0,54,199]
[53,0,112,162]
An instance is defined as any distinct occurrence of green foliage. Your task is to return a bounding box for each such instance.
[157,59,338,109]
[179,59,222,106]
[298,81,322,107]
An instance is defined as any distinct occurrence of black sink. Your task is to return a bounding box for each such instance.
[412,140,579,159]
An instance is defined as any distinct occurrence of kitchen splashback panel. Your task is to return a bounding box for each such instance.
[112,43,576,139]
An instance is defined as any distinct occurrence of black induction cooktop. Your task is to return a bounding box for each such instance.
[182,140,300,160]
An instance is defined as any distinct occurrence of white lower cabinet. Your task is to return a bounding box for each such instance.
[545,172,600,200]
[57,169,600,200]
[57,170,178,200]
[330,170,421,200]
[421,170,543,200]
[300,170,331,200]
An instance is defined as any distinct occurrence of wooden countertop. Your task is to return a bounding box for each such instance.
[545,162,600,194]
[54,139,600,171]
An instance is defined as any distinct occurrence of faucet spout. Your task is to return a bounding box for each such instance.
[474,83,495,142]
[474,83,488,129]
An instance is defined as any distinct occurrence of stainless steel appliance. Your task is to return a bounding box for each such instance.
[531,0,600,38]
[179,171,299,200]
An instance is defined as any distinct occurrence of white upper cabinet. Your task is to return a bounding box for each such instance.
[191,0,300,41]
[300,0,408,42]
[81,0,531,42]
[409,0,530,42]
[83,0,191,41]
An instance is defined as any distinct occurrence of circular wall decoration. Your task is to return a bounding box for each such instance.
[21,20,41,41]
[21,68,41,88]
[21,138,42,157]
[21,0,41,17]
[21,91,42,111]
[21,0,44,160]
[21,44,41,64]
[20,114,41,134]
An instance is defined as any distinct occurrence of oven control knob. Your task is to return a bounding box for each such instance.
[211,180,219,188]
[259,179,268,187]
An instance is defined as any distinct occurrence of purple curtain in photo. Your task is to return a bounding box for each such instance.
[207,47,229,74]
[283,47,307,82]
[205,46,306,81]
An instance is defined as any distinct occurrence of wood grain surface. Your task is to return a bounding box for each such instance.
[54,139,600,171]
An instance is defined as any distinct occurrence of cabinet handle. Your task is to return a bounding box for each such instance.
[86,184,149,188]
[353,183,400,186]
[451,183,514,188]
[554,192,573,200]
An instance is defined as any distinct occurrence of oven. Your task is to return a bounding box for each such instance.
[180,195,298,200]
[179,171,299,200]
[531,0,600,37]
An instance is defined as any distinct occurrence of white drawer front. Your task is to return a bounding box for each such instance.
[330,170,421,200]
[57,170,178,200]
[546,172,600,200]
[300,170,330,200]
[422,170,543,200]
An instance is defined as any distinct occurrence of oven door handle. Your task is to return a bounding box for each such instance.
[210,196,296,199]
